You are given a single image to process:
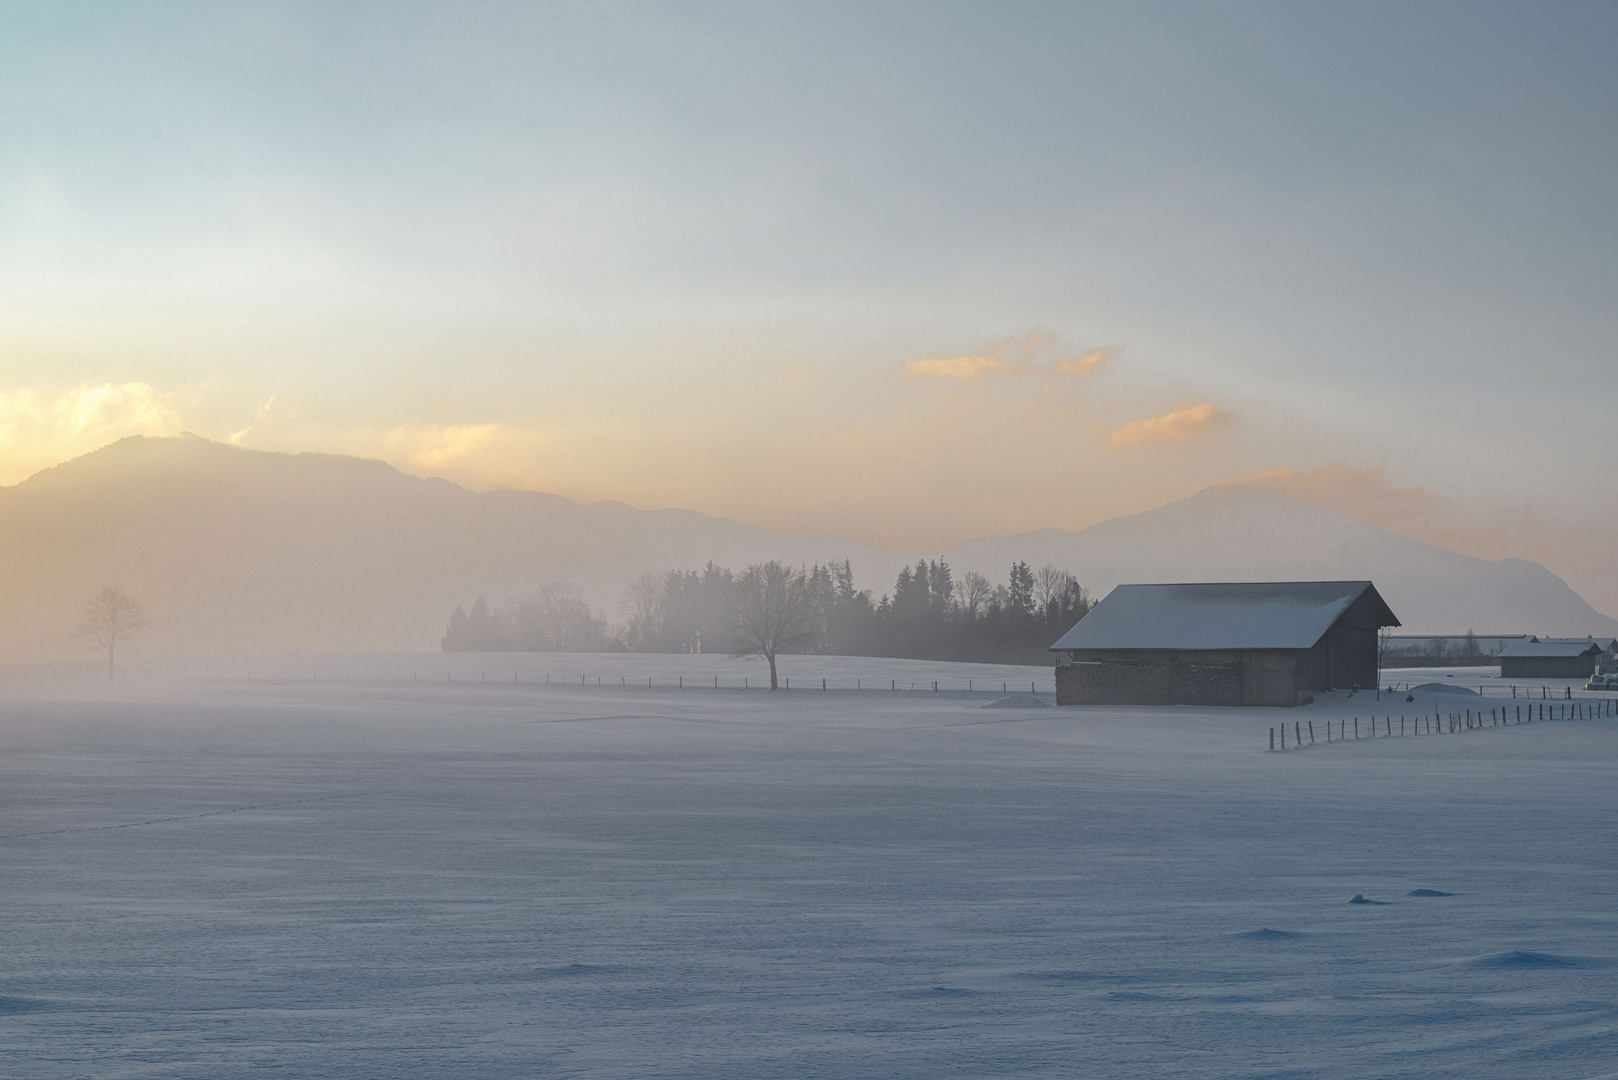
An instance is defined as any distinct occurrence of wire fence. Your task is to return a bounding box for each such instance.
[1380,679,1590,700]
[1270,698,1614,751]
[0,662,1056,696]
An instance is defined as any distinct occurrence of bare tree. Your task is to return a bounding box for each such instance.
[959,571,992,620]
[1033,565,1076,611]
[506,582,603,651]
[1378,627,1394,695]
[75,585,150,681]
[621,570,663,652]
[730,561,812,690]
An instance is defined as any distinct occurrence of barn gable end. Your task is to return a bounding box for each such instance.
[1051,581,1400,708]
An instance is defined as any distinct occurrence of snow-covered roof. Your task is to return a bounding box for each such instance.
[1049,581,1398,652]
[1499,639,1604,659]
[1540,636,1617,652]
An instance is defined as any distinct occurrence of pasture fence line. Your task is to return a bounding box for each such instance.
[1381,680,1577,700]
[0,660,1056,696]
[1270,698,1613,751]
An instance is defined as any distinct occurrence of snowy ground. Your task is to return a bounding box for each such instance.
[2,655,1615,1078]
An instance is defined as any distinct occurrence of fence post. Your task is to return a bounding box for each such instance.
[1295,721,1302,746]
[1309,721,1315,744]
[1271,728,1276,751]
[1354,717,1358,739]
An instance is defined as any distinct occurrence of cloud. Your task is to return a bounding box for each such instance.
[1054,345,1122,375]
[1228,462,1618,617]
[1234,463,1432,523]
[905,353,1016,379]
[347,423,565,489]
[905,328,1120,380]
[1107,402,1224,448]
[0,383,183,482]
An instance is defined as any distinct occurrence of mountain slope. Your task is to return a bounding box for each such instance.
[939,484,1618,637]
[3,436,1611,663]
[0,435,912,662]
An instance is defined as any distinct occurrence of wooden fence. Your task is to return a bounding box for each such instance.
[1271,699,1613,750]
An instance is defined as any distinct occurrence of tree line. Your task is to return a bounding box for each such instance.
[442,558,1093,668]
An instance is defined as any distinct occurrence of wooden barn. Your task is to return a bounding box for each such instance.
[1050,581,1401,708]
[1498,638,1605,680]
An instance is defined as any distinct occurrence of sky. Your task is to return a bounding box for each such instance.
[2,2,1616,584]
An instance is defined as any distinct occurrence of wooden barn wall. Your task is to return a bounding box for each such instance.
[1501,654,1597,680]
[1060,648,1305,707]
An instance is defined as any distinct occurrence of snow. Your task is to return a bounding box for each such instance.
[1409,682,1479,696]
[1050,580,1390,652]
[2,655,1615,1078]
[1500,639,1604,658]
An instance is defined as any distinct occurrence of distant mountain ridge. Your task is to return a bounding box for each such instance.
[939,483,1618,638]
[0,435,912,662]
[0,435,1611,663]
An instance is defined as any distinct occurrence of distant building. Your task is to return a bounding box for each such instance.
[1542,637,1617,671]
[1499,638,1607,680]
[1049,581,1401,708]
[1379,634,1528,667]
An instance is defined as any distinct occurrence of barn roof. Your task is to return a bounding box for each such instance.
[1540,636,1617,652]
[1499,639,1604,659]
[1049,581,1399,652]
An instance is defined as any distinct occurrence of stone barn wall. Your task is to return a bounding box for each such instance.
[1056,659,1242,707]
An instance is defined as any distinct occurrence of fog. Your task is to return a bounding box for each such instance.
[4,661,1615,1077]
[3,433,1614,668]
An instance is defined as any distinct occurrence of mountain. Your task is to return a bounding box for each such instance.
[939,483,1618,638]
[2,436,1612,664]
[0,435,912,663]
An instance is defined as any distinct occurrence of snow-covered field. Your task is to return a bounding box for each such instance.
[2,655,1615,1078]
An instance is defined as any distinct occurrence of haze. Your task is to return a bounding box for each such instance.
[10,10,1618,1077]
[4,3,1618,633]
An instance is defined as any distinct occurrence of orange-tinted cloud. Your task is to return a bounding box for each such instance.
[1054,345,1121,375]
[1107,402,1224,448]
[1234,463,1432,526]
[905,328,1119,380]
[904,353,1017,379]
[1230,463,1618,617]
[0,383,183,483]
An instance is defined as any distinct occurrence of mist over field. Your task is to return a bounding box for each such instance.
[2,433,1614,667]
[6,4,1618,1077]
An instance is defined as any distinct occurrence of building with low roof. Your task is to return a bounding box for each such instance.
[1541,637,1617,671]
[1049,580,1401,708]
[1499,638,1605,680]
